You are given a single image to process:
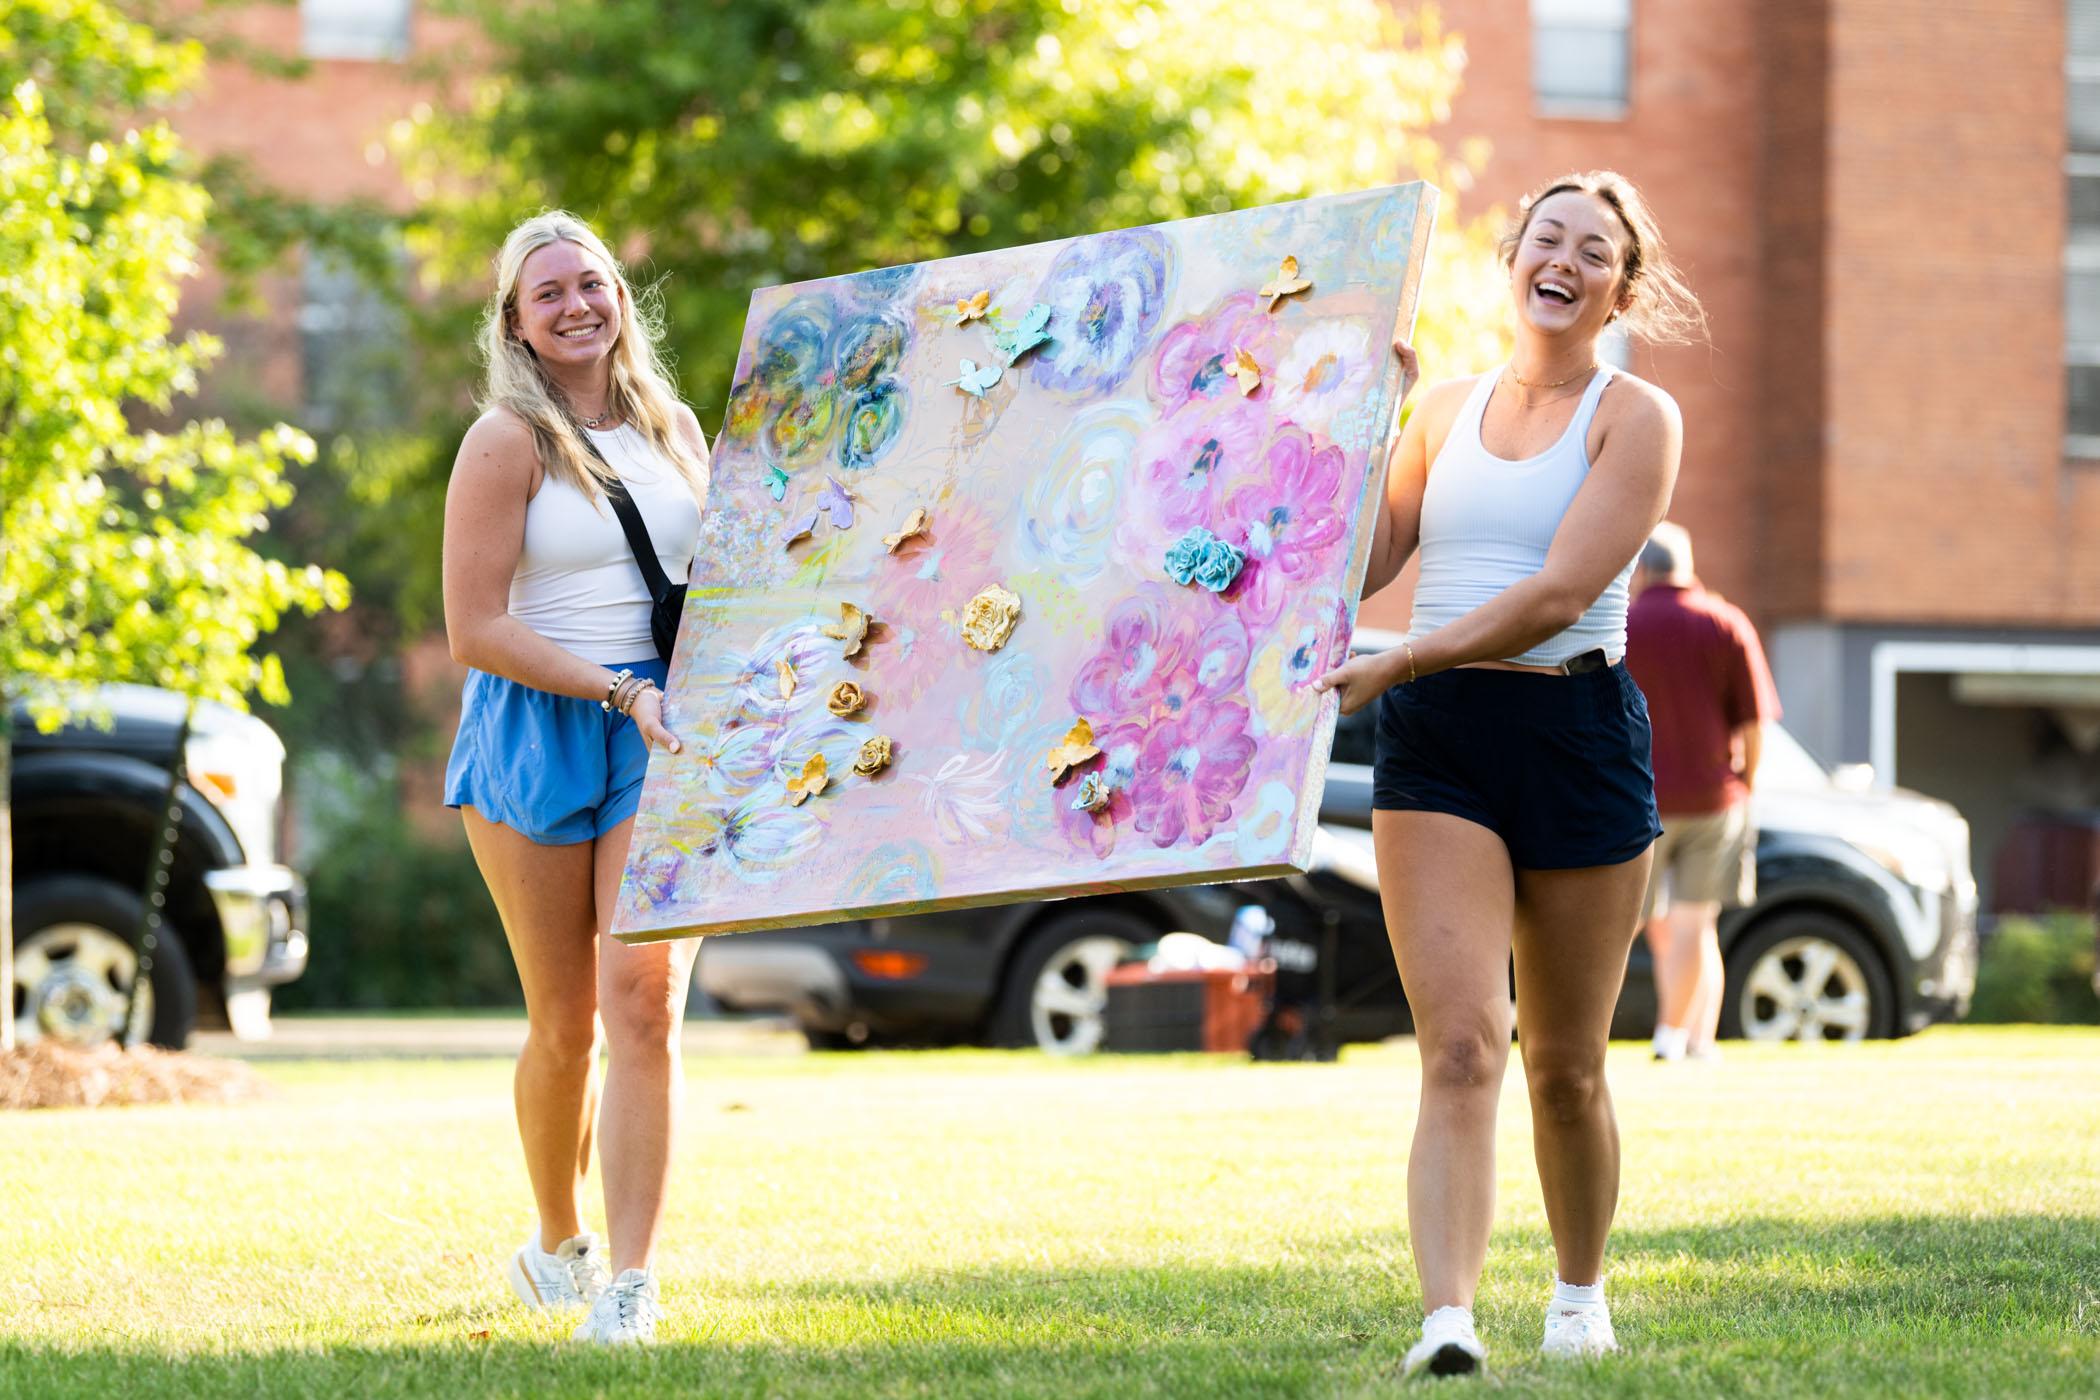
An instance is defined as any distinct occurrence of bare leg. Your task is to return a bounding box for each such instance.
[1511,851,1651,1286]
[1373,809,1518,1313]
[462,808,601,1251]
[1656,899,1719,1032]
[1683,904,1726,1051]
[592,814,701,1275]
[1641,914,1675,1027]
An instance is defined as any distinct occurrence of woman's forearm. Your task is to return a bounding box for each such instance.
[1408,572,1591,676]
[449,612,631,703]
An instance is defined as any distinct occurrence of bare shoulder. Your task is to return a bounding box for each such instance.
[1415,373,1484,419]
[1599,369,1682,434]
[454,407,540,479]
[672,401,710,454]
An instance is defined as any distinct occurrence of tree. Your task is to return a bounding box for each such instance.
[0,0,349,1050]
[403,0,1508,427]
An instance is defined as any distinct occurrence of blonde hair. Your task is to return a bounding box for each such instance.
[477,211,708,501]
[1499,171,1707,346]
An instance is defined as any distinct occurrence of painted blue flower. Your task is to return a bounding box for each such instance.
[1029,229,1172,395]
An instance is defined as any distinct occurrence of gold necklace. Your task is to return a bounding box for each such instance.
[1507,362,1597,391]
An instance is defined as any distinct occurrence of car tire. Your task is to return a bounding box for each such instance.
[804,1024,871,1051]
[11,875,196,1050]
[992,909,1151,1055]
[1720,910,1895,1043]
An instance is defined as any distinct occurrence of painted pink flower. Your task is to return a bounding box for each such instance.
[1127,395,1270,539]
[1115,700,1256,849]
[1071,588,1196,719]
[1150,291,1280,414]
[1216,425,1349,622]
[1153,609,1251,720]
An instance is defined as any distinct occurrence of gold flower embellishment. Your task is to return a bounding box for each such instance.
[960,584,1022,652]
[852,734,893,777]
[826,681,867,717]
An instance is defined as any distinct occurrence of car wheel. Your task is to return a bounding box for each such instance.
[993,910,1150,1055]
[1721,911,1894,1043]
[804,1024,871,1051]
[11,876,197,1050]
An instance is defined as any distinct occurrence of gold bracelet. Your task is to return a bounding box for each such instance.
[1402,639,1418,684]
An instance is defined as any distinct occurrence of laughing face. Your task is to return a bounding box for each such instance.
[1508,190,1633,340]
[509,238,624,371]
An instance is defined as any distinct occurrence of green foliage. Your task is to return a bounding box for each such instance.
[404,0,1505,429]
[1970,914,2100,1025]
[284,790,518,1009]
[0,0,348,718]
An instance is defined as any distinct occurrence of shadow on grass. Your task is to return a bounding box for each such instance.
[5,1216,2096,1400]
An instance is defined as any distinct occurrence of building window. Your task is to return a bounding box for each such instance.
[301,250,407,433]
[2068,1,2100,455]
[300,0,412,61]
[1532,0,1631,118]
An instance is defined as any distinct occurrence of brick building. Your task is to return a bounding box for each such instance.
[174,2,2100,906]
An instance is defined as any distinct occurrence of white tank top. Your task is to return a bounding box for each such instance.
[1407,365,1632,667]
[508,424,703,664]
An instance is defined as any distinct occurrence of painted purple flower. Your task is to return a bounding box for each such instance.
[1216,425,1348,622]
[1028,229,1171,395]
[1116,700,1257,849]
[1150,291,1279,413]
[1153,610,1251,720]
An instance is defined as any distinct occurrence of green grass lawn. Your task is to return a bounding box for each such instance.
[4,1026,2097,1398]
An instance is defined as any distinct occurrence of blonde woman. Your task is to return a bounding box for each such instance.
[1315,171,1701,1376]
[442,211,709,1344]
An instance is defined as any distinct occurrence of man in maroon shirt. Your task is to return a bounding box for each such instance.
[1625,523,1783,1062]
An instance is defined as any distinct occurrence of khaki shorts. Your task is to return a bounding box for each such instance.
[1641,804,1756,921]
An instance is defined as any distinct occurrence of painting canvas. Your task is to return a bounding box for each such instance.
[613,182,1438,942]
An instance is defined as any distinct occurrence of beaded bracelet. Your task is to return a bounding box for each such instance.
[1402,639,1419,684]
[602,668,634,713]
[618,678,657,717]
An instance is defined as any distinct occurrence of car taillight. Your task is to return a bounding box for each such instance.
[850,949,927,980]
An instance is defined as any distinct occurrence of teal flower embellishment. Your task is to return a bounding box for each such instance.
[1164,526,1246,594]
[1071,772,1113,814]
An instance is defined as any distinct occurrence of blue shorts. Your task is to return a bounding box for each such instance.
[1372,662,1662,870]
[443,657,667,846]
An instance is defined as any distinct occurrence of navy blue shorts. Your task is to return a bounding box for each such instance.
[443,656,667,846]
[1372,662,1662,870]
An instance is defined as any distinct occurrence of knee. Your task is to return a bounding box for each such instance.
[601,972,682,1056]
[1524,1047,1606,1124]
[1422,1023,1509,1095]
[526,1006,599,1066]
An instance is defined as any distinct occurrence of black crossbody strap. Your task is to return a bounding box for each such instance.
[579,431,675,604]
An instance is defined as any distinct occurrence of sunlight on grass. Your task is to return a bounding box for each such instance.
[4,1027,2096,1398]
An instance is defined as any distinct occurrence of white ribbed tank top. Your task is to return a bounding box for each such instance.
[508,424,703,664]
[1407,365,1632,667]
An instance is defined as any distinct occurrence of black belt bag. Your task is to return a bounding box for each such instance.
[582,433,686,665]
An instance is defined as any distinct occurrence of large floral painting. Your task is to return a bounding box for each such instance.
[614,183,1437,940]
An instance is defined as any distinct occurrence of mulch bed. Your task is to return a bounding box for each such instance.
[0,1040,276,1110]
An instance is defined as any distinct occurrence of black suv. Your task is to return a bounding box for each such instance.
[697,633,1978,1052]
[9,685,308,1048]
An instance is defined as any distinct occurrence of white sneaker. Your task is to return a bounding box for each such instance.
[574,1267,664,1345]
[1540,1302,1619,1359]
[505,1227,610,1312]
[1403,1304,1485,1379]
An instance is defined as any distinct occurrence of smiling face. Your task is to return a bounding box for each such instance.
[1508,190,1635,340]
[507,238,624,372]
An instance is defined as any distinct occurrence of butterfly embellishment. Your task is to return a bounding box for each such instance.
[816,474,856,530]
[992,302,1053,365]
[782,509,819,547]
[1259,256,1312,311]
[881,507,929,553]
[1044,718,1102,785]
[820,601,872,658]
[946,358,1004,397]
[1226,347,1262,396]
[954,289,991,324]
[763,463,790,501]
[783,752,829,807]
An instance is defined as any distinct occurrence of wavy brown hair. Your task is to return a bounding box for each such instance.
[477,211,708,502]
[1499,170,1707,346]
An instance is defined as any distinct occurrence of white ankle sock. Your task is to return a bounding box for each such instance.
[1553,1277,1606,1311]
[1651,1025,1688,1060]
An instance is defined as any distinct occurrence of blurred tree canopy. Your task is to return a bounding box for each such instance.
[0,0,349,716]
[404,0,1509,429]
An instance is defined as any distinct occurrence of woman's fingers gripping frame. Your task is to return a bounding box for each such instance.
[628,684,681,754]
